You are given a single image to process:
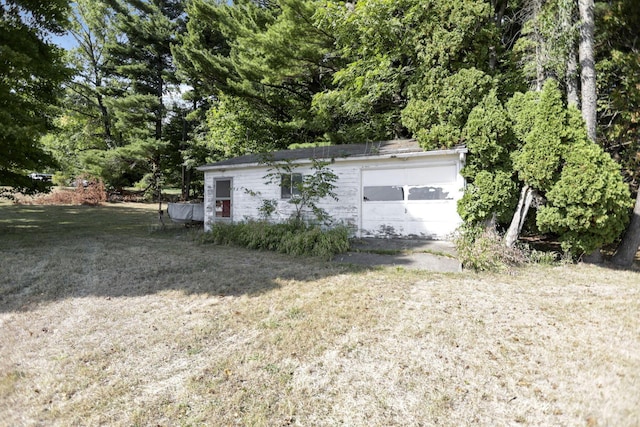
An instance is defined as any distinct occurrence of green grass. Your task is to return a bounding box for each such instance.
[0,203,158,240]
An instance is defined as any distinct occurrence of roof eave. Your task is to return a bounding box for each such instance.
[196,146,467,173]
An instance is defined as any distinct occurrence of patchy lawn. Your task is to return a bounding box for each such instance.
[0,203,639,426]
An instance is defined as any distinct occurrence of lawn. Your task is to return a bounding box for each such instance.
[1,202,639,426]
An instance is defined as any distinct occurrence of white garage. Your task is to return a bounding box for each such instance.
[361,162,462,238]
[198,140,467,240]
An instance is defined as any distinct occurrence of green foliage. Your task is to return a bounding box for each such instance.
[87,0,185,193]
[202,94,283,161]
[454,224,526,272]
[258,199,278,219]
[0,0,71,196]
[459,78,632,257]
[513,0,578,88]
[40,0,121,189]
[509,81,569,192]
[505,80,632,256]
[458,170,518,225]
[462,90,517,179]
[537,141,632,255]
[527,249,563,265]
[404,68,495,149]
[263,158,339,224]
[199,220,350,260]
[457,91,519,225]
[175,0,335,152]
[314,0,498,145]
[596,1,640,186]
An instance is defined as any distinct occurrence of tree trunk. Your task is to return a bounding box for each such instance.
[579,0,597,141]
[505,185,534,248]
[582,248,604,264]
[612,190,640,267]
[566,51,580,108]
[562,0,579,108]
[489,0,508,71]
[181,166,193,201]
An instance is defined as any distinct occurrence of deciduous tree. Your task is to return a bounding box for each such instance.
[0,0,71,196]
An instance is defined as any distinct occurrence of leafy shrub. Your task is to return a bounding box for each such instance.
[262,158,339,225]
[454,225,527,272]
[198,220,350,260]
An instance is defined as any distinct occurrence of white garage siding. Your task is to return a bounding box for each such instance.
[199,142,466,239]
[203,163,362,230]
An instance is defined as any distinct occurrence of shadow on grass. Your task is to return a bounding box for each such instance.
[0,204,383,313]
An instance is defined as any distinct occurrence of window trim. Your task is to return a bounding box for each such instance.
[214,178,232,220]
[280,173,302,199]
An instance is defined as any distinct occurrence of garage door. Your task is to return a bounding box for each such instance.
[361,165,461,239]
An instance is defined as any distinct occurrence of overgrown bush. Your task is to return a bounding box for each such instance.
[458,91,520,226]
[536,140,632,255]
[460,81,632,258]
[454,225,527,272]
[458,169,519,225]
[198,220,350,260]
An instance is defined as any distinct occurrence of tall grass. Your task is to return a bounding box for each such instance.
[198,220,350,260]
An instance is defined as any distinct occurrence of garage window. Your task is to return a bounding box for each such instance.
[363,186,404,201]
[407,186,449,200]
[281,173,302,199]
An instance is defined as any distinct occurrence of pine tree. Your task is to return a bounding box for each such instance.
[100,0,186,197]
[42,0,119,185]
[174,0,336,157]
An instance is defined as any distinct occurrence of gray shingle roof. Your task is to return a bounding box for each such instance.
[198,139,433,169]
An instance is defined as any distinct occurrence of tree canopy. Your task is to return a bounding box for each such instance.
[0,0,71,195]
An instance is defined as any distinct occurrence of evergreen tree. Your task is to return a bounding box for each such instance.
[174,0,336,158]
[313,0,500,147]
[43,0,118,185]
[98,0,186,195]
[458,91,519,226]
[504,81,631,255]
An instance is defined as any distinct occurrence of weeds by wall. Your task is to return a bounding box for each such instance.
[454,225,528,272]
[198,220,350,260]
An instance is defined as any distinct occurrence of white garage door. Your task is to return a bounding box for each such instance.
[361,165,461,239]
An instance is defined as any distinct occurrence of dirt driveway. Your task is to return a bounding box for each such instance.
[334,238,461,272]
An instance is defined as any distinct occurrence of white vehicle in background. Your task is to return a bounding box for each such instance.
[29,173,53,182]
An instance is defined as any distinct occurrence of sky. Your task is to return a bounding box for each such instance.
[48,32,78,50]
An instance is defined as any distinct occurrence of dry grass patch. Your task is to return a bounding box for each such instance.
[0,203,639,426]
